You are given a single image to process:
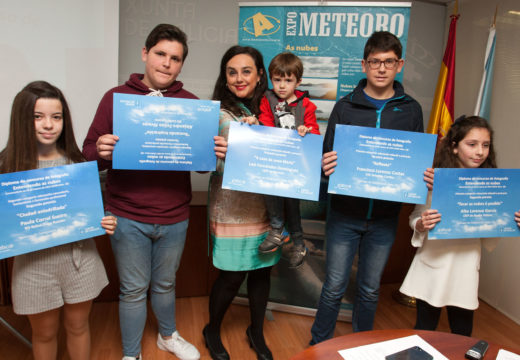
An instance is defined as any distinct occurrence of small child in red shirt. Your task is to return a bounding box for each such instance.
[257,52,320,268]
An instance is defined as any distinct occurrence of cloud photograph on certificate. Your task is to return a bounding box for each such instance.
[0,162,106,259]
[222,123,322,201]
[429,168,520,239]
[113,93,219,171]
[450,212,512,234]
[328,125,437,204]
[350,174,418,196]
[13,212,94,245]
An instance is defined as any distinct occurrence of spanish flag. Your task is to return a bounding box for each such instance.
[427,14,460,137]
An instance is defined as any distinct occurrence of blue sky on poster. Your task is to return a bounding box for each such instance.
[430,168,520,239]
[0,162,105,259]
[112,94,219,171]
[328,125,436,203]
[222,122,322,200]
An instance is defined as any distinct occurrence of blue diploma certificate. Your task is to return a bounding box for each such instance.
[429,168,520,239]
[222,122,322,201]
[113,93,220,171]
[0,162,106,260]
[328,125,437,204]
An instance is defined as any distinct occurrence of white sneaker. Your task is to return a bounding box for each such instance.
[122,354,142,360]
[157,331,200,360]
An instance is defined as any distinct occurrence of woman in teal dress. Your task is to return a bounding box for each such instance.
[203,45,280,360]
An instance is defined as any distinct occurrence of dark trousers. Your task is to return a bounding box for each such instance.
[415,298,474,336]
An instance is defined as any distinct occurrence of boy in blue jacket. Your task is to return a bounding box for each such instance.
[311,31,424,343]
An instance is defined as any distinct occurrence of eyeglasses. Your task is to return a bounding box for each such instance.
[366,58,400,70]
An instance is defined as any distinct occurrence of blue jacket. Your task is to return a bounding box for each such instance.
[323,79,424,219]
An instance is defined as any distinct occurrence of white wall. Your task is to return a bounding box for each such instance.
[402,1,447,127]
[447,0,520,324]
[0,0,119,149]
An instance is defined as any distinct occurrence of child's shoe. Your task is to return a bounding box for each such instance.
[288,244,307,268]
[258,227,287,253]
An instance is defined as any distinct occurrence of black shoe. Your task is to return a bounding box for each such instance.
[203,324,230,360]
[246,326,273,360]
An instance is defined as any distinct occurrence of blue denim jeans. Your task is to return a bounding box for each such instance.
[310,209,398,344]
[108,212,188,357]
[264,195,303,246]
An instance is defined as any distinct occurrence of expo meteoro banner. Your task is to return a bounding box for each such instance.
[239,2,411,133]
[237,2,412,318]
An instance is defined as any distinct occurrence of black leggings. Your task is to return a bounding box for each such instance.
[208,266,272,337]
[414,299,474,336]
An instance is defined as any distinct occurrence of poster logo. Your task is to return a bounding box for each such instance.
[242,12,280,37]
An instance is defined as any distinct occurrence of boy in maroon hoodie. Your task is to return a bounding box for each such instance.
[83,24,225,360]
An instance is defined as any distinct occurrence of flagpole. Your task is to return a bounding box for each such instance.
[474,6,497,119]
[454,0,458,16]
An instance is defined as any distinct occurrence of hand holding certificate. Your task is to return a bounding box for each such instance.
[0,162,106,260]
[113,93,220,171]
[222,122,322,201]
[328,125,437,204]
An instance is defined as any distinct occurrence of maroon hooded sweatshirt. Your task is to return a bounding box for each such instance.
[82,73,198,224]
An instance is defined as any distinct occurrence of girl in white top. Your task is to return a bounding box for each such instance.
[1,81,117,360]
[400,115,520,336]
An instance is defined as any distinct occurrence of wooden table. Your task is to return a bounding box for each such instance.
[290,329,520,359]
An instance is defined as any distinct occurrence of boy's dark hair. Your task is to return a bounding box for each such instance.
[268,52,303,81]
[145,24,188,61]
[363,31,402,60]
[212,45,267,117]
[433,115,496,169]
[0,81,84,173]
